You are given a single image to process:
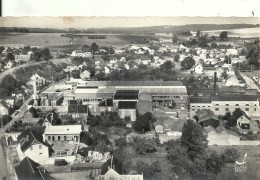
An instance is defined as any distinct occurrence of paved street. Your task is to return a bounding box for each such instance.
[0,135,8,179]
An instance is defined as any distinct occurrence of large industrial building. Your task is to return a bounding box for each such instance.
[190,95,260,119]
[73,81,188,118]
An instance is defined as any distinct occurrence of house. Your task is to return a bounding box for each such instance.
[118,101,137,121]
[16,129,51,164]
[0,100,10,115]
[63,65,79,73]
[14,157,50,180]
[237,114,259,134]
[71,50,91,57]
[104,66,111,75]
[4,60,15,69]
[195,109,220,128]
[155,125,164,134]
[80,70,91,80]
[44,124,82,143]
[206,126,240,145]
[98,157,143,180]
[158,132,182,144]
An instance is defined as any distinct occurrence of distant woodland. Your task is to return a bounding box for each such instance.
[0,24,258,34]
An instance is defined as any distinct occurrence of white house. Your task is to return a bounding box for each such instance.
[16,129,50,165]
[80,70,91,80]
[194,64,203,74]
[4,60,15,69]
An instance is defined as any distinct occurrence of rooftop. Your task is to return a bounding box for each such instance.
[44,125,82,135]
[84,81,183,87]
[196,109,219,122]
[114,90,139,100]
[68,104,88,114]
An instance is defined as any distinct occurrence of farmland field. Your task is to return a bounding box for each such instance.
[0,33,153,52]
[202,27,260,39]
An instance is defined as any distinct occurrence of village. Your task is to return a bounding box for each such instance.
[0,25,260,180]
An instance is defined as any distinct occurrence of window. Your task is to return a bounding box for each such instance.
[235,104,239,106]
[245,108,249,111]
[255,108,257,111]
[215,104,219,106]
[198,106,200,107]
[203,106,205,107]
[215,108,219,111]
[39,145,42,149]
[225,108,229,111]
[39,153,42,155]
[225,104,229,106]
[246,104,249,106]
[208,106,211,108]
[48,136,51,141]
[30,146,33,150]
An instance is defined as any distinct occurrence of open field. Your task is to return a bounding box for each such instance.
[209,145,260,180]
[0,33,153,52]
[202,27,260,39]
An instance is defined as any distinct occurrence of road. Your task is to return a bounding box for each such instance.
[0,134,8,179]
[240,73,260,92]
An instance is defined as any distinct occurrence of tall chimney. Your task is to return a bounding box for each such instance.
[213,72,217,96]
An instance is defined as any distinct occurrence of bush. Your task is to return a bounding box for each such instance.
[132,137,157,154]
[222,148,239,163]
[115,137,127,148]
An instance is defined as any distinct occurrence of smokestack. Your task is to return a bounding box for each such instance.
[214,72,217,96]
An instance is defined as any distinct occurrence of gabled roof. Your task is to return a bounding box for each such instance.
[101,157,123,175]
[15,157,48,180]
[118,101,137,109]
[18,129,48,152]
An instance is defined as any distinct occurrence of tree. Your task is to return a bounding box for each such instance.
[80,132,94,146]
[206,152,224,174]
[172,34,178,43]
[211,42,218,49]
[90,42,99,55]
[0,46,4,54]
[160,61,174,71]
[134,160,161,179]
[71,70,80,79]
[174,54,180,62]
[0,74,18,96]
[181,57,195,70]
[22,46,31,54]
[246,40,260,68]
[95,140,112,154]
[132,137,157,154]
[30,50,42,61]
[196,30,201,38]
[82,44,90,52]
[221,148,239,163]
[133,112,156,133]
[115,137,127,148]
[6,53,15,60]
[231,108,244,125]
[181,119,208,160]
[219,31,228,41]
[42,48,51,60]
[166,140,192,177]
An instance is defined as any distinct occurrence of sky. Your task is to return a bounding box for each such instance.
[1,0,260,28]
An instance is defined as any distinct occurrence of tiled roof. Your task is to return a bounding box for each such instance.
[101,157,123,175]
[15,157,48,180]
[190,97,212,104]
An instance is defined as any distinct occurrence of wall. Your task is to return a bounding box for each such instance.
[24,144,49,164]
[118,109,136,121]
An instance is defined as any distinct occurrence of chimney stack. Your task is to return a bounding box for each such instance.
[213,72,217,96]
